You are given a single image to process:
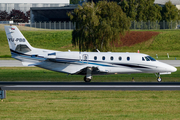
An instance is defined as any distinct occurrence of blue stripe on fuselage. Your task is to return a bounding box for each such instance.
[10,49,151,69]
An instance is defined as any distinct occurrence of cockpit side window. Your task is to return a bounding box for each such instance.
[142,57,145,61]
[145,57,150,61]
[147,56,156,61]
[145,56,156,61]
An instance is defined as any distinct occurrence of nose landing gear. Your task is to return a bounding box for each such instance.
[157,77,162,82]
[156,73,162,82]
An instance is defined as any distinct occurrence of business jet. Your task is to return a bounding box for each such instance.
[4,25,177,82]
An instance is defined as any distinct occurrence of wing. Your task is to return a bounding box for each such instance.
[39,58,109,75]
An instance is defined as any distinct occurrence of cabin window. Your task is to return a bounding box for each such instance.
[142,57,145,61]
[110,56,113,60]
[127,57,130,61]
[102,56,105,60]
[119,57,122,61]
[94,56,97,60]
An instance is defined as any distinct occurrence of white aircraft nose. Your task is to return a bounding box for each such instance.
[165,64,177,72]
[158,61,177,73]
[170,66,177,72]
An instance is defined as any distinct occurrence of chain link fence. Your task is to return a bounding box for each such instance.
[0,21,76,31]
[1,21,180,30]
[130,20,180,29]
[31,21,75,30]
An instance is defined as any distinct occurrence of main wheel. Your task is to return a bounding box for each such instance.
[84,76,91,82]
[157,77,162,82]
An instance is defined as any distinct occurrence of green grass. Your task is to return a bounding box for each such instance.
[0,90,180,119]
[1,29,180,59]
[0,67,180,82]
[21,30,73,50]
[0,30,77,58]
[115,30,180,59]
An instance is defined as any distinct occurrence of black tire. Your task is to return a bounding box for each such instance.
[84,76,91,82]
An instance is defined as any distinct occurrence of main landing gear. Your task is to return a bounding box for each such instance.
[84,67,92,82]
[156,73,162,82]
[84,76,92,82]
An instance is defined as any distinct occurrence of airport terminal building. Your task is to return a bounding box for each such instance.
[0,0,69,13]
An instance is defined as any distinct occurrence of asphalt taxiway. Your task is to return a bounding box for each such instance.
[1,82,180,91]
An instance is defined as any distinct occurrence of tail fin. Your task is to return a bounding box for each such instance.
[4,26,33,54]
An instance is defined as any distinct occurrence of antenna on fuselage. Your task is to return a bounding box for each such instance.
[96,49,100,53]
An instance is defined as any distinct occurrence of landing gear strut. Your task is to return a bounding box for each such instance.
[84,67,92,82]
[157,73,162,82]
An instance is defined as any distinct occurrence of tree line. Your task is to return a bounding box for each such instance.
[69,0,180,52]
[0,9,30,23]
[70,0,180,22]
[118,0,180,22]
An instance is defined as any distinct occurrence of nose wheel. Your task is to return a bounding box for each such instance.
[156,73,162,82]
[157,77,162,82]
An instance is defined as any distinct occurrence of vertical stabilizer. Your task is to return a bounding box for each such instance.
[4,26,33,53]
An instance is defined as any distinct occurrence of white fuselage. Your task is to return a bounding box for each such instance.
[11,48,177,75]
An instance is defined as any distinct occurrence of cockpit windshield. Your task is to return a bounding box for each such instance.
[144,56,156,61]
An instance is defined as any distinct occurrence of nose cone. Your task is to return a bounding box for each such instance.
[157,61,177,73]
[164,64,177,72]
[170,66,177,72]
